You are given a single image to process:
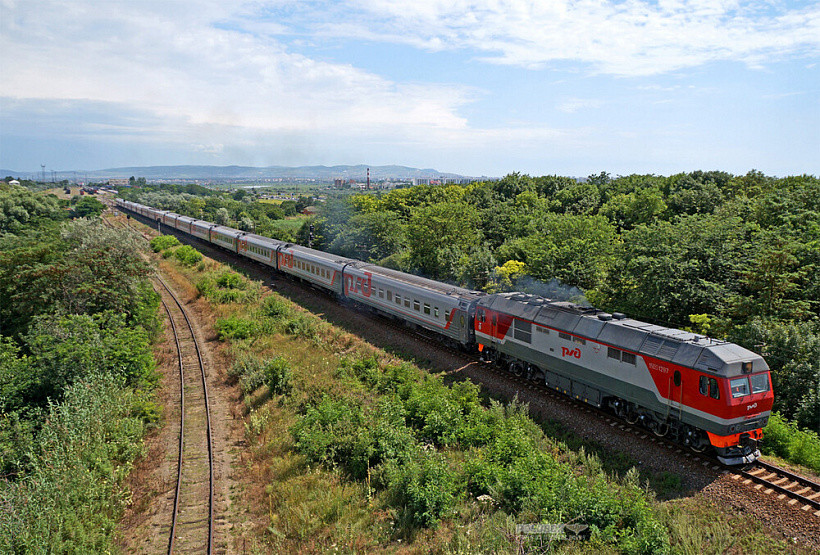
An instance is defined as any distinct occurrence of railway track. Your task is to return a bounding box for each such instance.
[156,274,215,554]
[733,460,820,516]
[104,211,217,552]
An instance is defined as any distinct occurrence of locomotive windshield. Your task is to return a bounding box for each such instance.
[730,377,750,398]
[750,373,770,394]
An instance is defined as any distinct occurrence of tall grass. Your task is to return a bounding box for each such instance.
[762,412,820,472]
[0,373,148,553]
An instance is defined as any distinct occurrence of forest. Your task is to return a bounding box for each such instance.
[125,171,819,457]
[0,182,160,552]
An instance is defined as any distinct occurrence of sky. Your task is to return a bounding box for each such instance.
[1,0,818,177]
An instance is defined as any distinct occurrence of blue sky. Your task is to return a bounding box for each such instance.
[1,0,818,177]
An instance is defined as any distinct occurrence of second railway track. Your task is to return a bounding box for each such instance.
[156,275,215,554]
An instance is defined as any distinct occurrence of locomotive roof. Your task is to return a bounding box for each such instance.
[479,292,768,376]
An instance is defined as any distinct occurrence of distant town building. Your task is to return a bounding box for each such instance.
[108,178,129,187]
[8,179,20,186]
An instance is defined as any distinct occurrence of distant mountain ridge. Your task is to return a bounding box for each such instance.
[3,164,479,181]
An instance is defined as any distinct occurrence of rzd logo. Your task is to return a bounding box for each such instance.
[346,272,373,297]
[279,252,294,268]
[561,347,581,359]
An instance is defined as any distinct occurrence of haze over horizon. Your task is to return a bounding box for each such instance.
[1,1,818,177]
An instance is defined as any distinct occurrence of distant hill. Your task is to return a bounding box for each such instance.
[3,165,481,182]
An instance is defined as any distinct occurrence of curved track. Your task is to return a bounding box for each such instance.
[156,275,215,554]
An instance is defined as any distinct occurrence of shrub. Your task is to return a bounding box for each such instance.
[174,245,203,266]
[261,295,292,320]
[383,451,459,528]
[195,270,259,304]
[215,316,255,340]
[263,356,293,395]
[762,412,820,472]
[149,235,180,252]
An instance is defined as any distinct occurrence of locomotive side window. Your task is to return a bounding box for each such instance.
[699,376,708,395]
[750,373,769,394]
[572,336,586,345]
[730,377,750,398]
[709,377,720,399]
[621,352,636,365]
[608,347,621,361]
[558,332,572,341]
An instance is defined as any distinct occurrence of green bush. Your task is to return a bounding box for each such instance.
[149,235,180,252]
[261,295,292,320]
[196,270,259,303]
[762,412,820,472]
[174,244,203,266]
[263,356,293,394]
[215,315,255,340]
[383,451,459,528]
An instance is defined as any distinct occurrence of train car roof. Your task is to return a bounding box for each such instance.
[360,264,485,302]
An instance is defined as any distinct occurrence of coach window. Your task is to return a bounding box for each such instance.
[387,290,392,301]
[405,298,411,308]
[379,288,384,299]
[423,303,430,315]
[434,307,439,318]
[414,300,420,312]
[395,294,401,305]
[621,352,636,365]
[709,377,720,399]
[608,347,621,361]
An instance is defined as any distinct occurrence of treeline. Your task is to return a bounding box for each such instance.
[120,184,313,240]
[0,183,160,551]
[304,171,819,435]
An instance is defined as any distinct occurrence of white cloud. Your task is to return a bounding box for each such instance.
[0,0,473,139]
[309,0,820,76]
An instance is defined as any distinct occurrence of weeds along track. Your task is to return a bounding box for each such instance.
[156,274,215,554]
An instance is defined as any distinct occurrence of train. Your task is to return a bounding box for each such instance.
[116,198,774,465]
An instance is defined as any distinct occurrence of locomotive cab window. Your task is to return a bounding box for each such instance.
[699,376,708,395]
[750,373,769,394]
[477,309,486,323]
[709,377,720,399]
[730,377,750,398]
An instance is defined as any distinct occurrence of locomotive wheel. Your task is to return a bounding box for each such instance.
[509,361,525,377]
[650,420,669,437]
[686,429,708,453]
[625,407,640,425]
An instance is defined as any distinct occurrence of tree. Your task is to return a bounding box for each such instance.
[71,196,105,218]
